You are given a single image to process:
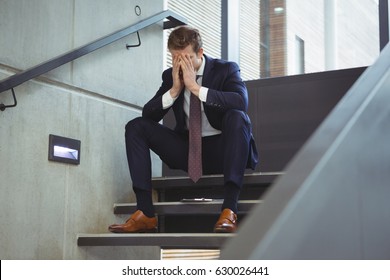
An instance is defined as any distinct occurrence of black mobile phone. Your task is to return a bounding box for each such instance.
[180,198,213,202]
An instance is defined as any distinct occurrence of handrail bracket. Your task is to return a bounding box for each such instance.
[0,88,17,111]
[126,31,141,49]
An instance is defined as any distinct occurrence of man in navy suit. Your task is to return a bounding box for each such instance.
[109,26,258,233]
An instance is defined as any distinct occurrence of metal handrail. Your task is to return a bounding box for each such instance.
[0,10,186,94]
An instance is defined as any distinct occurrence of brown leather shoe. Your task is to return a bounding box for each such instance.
[214,208,237,233]
[108,210,157,233]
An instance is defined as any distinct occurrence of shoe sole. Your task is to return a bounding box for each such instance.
[214,227,235,233]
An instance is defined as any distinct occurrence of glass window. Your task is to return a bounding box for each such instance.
[239,0,261,80]
[165,0,380,79]
[295,35,305,74]
[240,0,380,79]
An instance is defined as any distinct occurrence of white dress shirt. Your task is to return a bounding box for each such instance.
[162,56,222,137]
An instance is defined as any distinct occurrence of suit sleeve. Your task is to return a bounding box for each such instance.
[142,69,173,122]
[205,62,248,112]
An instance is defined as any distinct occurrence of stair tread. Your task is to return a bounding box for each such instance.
[77,233,234,249]
[114,200,261,214]
[151,172,282,189]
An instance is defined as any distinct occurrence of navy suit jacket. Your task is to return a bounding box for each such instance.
[142,55,258,169]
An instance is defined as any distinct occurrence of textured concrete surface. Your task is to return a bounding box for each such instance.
[0,0,165,259]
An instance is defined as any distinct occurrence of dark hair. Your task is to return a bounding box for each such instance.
[167,26,203,53]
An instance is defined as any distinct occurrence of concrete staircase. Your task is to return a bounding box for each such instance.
[77,172,280,249]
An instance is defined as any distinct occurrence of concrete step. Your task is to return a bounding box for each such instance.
[151,172,282,190]
[76,173,277,249]
[77,233,234,249]
[113,200,262,215]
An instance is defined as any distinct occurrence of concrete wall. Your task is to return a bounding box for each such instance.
[0,0,165,259]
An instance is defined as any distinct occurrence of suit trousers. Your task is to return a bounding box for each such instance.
[125,109,252,190]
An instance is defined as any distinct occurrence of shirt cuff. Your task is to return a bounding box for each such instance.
[162,90,177,109]
[199,86,208,102]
